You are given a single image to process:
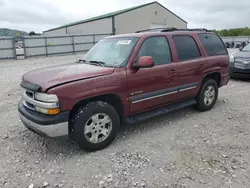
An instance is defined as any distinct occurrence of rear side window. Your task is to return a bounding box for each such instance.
[198,33,227,56]
[173,35,201,61]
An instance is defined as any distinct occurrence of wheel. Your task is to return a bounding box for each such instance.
[196,79,218,111]
[71,101,120,151]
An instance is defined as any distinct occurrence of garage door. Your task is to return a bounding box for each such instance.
[150,23,167,29]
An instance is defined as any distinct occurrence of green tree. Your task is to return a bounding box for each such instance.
[29,31,37,36]
[216,27,250,36]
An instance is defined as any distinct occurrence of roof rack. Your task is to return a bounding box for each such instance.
[135,27,211,33]
[135,27,173,33]
[163,28,211,32]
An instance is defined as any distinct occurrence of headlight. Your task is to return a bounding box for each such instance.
[235,57,243,62]
[230,55,235,62]
[34,92,58,102]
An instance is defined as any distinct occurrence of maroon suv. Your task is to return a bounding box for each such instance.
[18,28,229,151]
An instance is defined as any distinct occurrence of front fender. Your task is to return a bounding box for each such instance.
[47,68,128,113]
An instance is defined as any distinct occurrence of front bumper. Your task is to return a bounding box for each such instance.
[18,100,69,137]
[230,67,250,79]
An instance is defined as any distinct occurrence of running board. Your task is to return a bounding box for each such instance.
[126,98,196,124]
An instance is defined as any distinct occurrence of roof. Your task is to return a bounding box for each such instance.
[105,29,212,39]
[44,1,187,33]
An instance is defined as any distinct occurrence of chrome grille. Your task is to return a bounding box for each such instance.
[234,61,250,69]
[26,91,34,98]
[234,57,250,69]
[23,101,35,111]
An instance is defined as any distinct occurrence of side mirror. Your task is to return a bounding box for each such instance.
[239,46,243,51]
[134,56,154,69]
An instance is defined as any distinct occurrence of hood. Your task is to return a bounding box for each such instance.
[233,50,250,58]
[22,62,114,91]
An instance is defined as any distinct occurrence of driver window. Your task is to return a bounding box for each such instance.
[137,36,172,65]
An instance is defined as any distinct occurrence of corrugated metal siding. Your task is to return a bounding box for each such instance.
[0,49,15,59]
[150,3,187,29]
[44,28,67,36]
[22,33,112,58]
[114,6,149,34]
[115,2,187,34]
[24,37,47,57]
[67,18,113,35]
[0,38,15,59]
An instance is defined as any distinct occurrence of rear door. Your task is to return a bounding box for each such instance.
[170,34,206,100]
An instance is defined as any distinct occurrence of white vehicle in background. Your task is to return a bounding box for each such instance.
[16,46,24,59]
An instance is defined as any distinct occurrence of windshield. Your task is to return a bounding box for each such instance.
[242,43,250,51]
[82,37,139,67]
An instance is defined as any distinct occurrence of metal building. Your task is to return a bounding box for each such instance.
[43,1,187,36]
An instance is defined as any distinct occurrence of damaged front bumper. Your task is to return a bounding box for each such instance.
[18,100,69,137]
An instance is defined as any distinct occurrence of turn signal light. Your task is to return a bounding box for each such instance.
[47,108,60,115]
[35,106,60,115]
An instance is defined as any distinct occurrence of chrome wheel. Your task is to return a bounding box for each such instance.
[84,113,112,144]
[204,86,215,106]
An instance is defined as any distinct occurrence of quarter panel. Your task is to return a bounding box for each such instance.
[202,55,227,76]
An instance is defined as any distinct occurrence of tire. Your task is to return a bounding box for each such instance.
[196,79,218,111]
[70,101,120,151]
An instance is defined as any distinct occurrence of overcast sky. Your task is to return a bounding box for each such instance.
[0,0,249,33]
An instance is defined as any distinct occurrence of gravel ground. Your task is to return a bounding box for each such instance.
[0,52,250,188]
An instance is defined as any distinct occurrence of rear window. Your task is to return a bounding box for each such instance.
[198,33,228,56]
[173,35,201,61]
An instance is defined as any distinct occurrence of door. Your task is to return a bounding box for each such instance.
[171,35,205,99]
[126,36,179,114]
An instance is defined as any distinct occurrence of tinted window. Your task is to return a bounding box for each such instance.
[198,33,227,56]
[173,35,201,61]
[137,37,172,65]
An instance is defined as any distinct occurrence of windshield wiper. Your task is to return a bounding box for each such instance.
[78,59,106,66]
[89,60,106,66]
[78,59,87,63]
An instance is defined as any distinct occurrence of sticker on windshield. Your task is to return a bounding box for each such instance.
[116,40,131,45]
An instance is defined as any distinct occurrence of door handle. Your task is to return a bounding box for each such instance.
[198,64,204,68]
[169,69,176,74]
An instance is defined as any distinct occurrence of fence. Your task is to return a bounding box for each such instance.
[23,33,112,58]
[0,33,112,60]
[0,37,15,60]
[1,34,250,60]
[221,36,250,43]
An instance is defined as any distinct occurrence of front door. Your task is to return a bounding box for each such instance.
[126,36,179,114]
